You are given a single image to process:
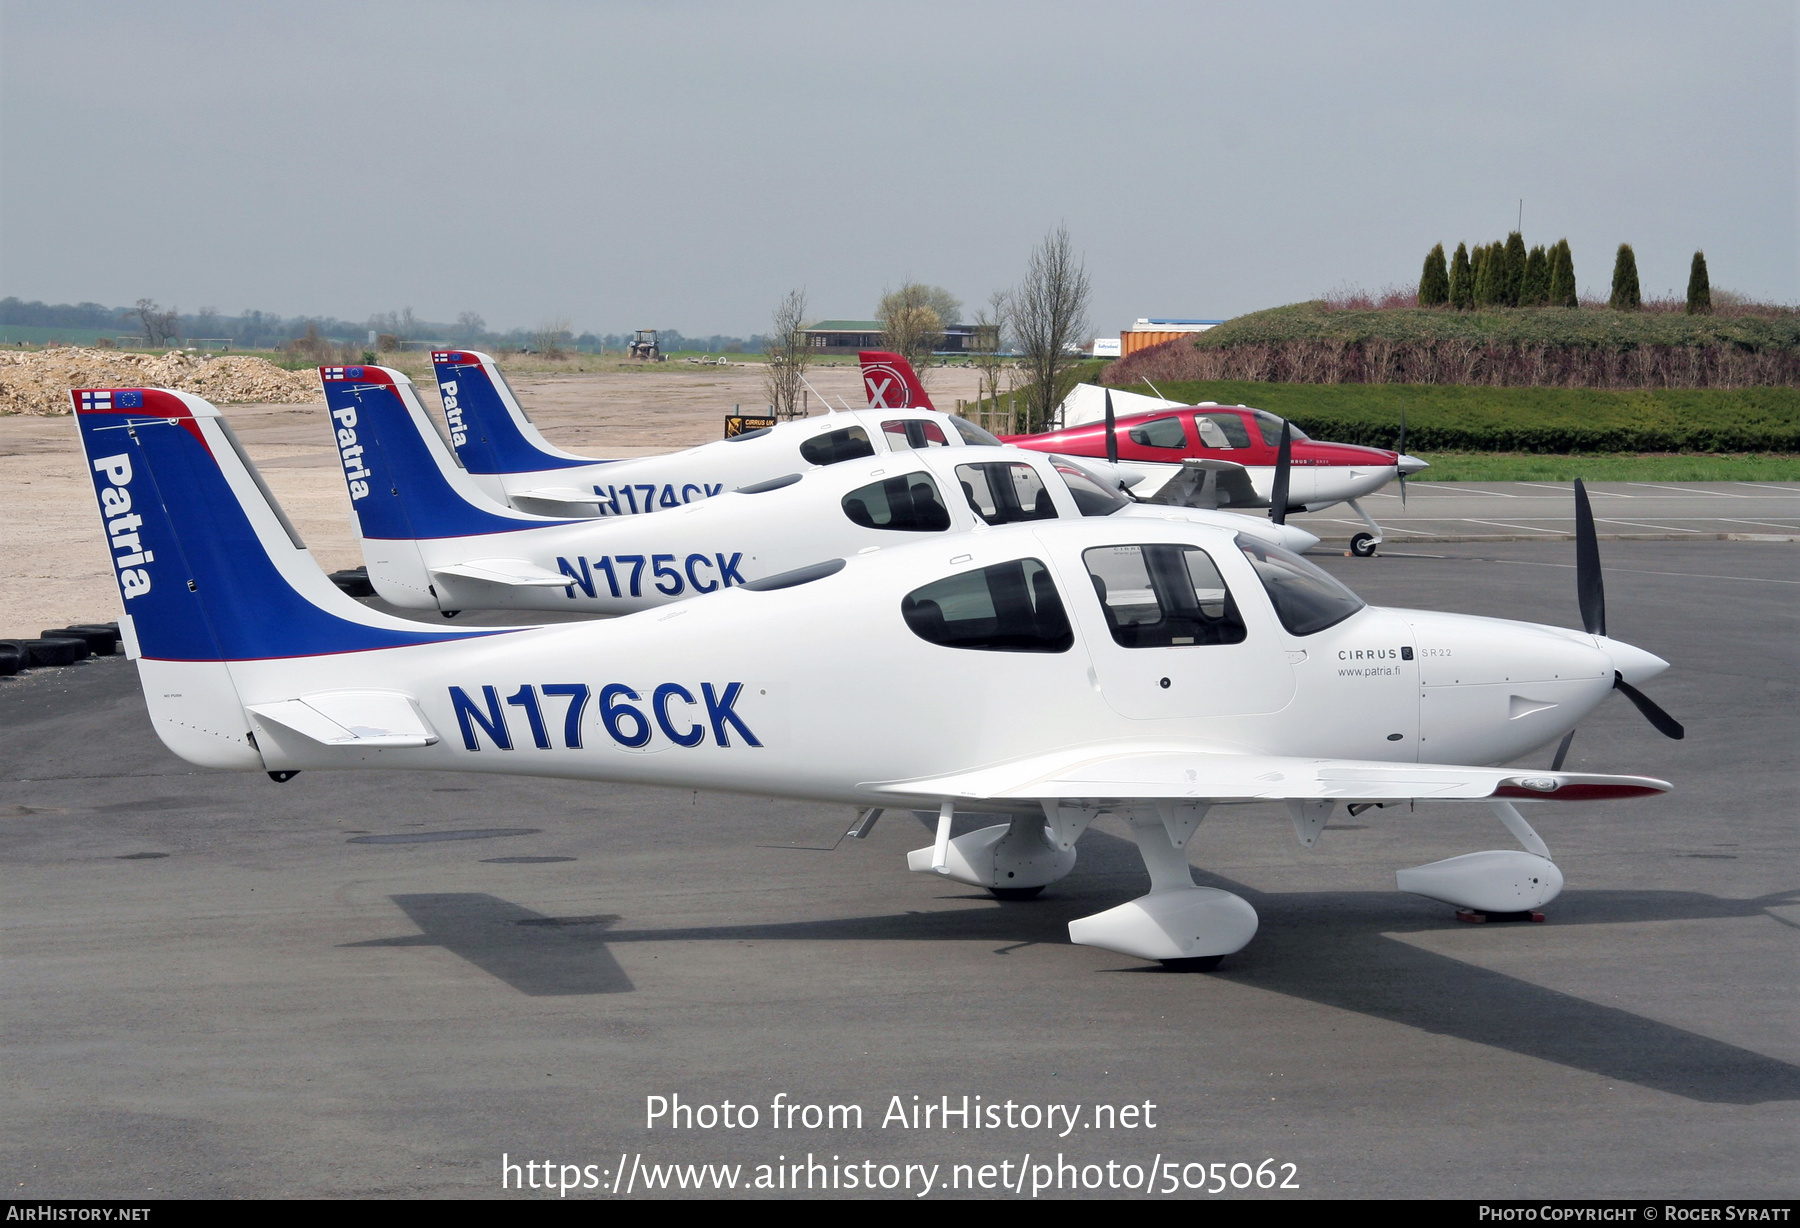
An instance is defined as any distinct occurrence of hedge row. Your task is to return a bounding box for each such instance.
[1083,381,1800,454]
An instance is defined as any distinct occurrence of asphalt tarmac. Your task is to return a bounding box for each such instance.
[3,540,1796,1199]
[1291,480,1800,545]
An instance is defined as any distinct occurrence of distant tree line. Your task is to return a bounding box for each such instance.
[0,297,769,353]
[1418,238,1713,314]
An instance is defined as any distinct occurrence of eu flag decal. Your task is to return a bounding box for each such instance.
[116,391,143,408]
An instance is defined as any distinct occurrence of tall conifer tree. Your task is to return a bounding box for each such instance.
[1686,251,1711,315]
[1610,243,1641,310]
[1472,244,1494,306]
[1549,239,1577,307]
[1503,231,1527,306]
[1520,245,1550,306]
[1419,244,1449,306]
[1449,242,1473,309]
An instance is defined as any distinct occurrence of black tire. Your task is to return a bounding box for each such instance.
[1349,532,1378,558]
[989,885,1045,901]
[23,638,84,666]
[0,641,25,676]
[329,568,376,598]
[50,626,118,655]
[1159,954,1225,972]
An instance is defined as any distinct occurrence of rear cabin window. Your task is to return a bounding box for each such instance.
[1083,544,1247,648]
[1128,416,1189,449]
[1195,411,1252,449]
[901,558,1073,653]
[881,419,950,450]
[1051,457,1132,517]
[1236,534,1365,636]
[955,461,1058,525]
[799,426,876,466]
[842,472,951,532]
[950,417,1004,446]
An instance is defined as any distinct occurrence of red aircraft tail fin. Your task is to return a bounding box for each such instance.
[858,351,936,412]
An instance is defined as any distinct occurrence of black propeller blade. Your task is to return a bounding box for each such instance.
[1572,479,1685,741]
[1615,673,1686,740]
[1550,729,1575,771]
[1104,389,1118,466]
[1269,419,1292,526]
[1397,399,1408,509]
[1574,478,1606,637]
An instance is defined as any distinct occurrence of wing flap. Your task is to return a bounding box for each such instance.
[866,747,1668,806]
[248,690,439,748]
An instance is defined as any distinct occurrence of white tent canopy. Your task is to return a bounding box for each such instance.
[1057,383,1182,428]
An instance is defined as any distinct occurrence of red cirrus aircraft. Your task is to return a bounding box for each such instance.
[859,351,1428,557]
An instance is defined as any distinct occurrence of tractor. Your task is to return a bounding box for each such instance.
[627,329,663,361]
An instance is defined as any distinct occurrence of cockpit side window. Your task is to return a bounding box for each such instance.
[881,419,950,450]
[799,426,876,466]
[901,558,1072,653]
[1196,411,1252,449]
[1083,544,1247,648]
[955,461,1059,525]
[1127,416,1189,449]
[1236,534,1364,635]
[842,472,952,532]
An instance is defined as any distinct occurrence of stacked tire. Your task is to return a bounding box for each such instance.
[0,623,121,677]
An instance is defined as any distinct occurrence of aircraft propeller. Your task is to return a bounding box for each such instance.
[1397,399,1408,508]
[1104,389,1118,466]
[1269,419,1292,526]
[1565,478,1685,756]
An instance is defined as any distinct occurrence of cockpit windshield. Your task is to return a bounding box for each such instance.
[1049,455,1132,517]
[1252,410,1309,446]
[1236,534,1364,635]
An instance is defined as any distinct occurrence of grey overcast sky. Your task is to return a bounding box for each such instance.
[2,0,1795,336]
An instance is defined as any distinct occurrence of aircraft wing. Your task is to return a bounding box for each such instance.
[1146,458,1261,510]
[868,747,1669,807]
[430,558,573,588]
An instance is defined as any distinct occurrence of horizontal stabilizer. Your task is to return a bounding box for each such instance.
[510,487,606,515]
[869,746,1670,807]
[248,691,440,748]
[430,559,573,588]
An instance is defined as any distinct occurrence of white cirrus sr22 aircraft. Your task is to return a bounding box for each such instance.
[318,364,1319,614]
[71,385,1683,969]
[421,349,1015,517]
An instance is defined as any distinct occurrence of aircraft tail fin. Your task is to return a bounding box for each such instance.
[429,349,595,474]
[319,365,575,607]
[858,351,937,412]
[70,387,509,767]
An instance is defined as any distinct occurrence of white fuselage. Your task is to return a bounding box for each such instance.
[164,519,1631,805]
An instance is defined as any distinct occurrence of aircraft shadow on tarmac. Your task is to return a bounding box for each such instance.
[342,827,1800,1107]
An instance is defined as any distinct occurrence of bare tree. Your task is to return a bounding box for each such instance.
[400,306,418,341]
[970,289,1011,417]
[1010,226,1090,433]
[762,288,811,419]
[533,317,572,359]
[876,282,944,387]
[455,311,486,343]
[134,298,180,347]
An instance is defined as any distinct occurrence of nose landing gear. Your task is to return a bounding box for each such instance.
[1346,499,1384,558]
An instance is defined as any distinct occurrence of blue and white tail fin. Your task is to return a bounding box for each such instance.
[72,387,512,768]
[319,365,578,608]
[430,349,597,474]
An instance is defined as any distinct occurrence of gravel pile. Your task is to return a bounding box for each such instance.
[0,348,322,415]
